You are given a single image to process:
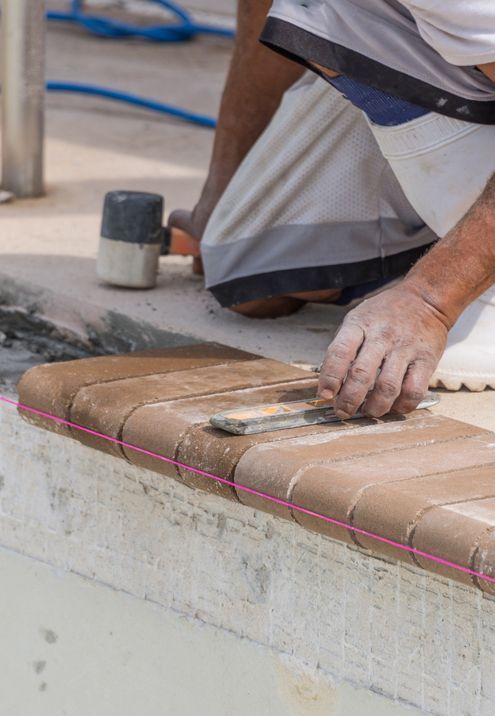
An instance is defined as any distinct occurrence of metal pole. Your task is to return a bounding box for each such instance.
[1,0,45,198]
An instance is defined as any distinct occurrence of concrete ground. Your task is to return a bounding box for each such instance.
[0,5,494,430]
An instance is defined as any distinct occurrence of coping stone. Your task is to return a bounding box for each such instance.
[16,342,495,591]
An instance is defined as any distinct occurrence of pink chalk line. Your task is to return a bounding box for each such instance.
[1,393,494,586]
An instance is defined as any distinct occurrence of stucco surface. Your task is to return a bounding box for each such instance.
[1,399,495,715]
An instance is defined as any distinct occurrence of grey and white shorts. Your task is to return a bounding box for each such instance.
[202,73,495,307]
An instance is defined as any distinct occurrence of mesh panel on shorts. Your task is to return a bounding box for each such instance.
[203,74,416,247]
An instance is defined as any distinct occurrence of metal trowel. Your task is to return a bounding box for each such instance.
[210,393,440,436]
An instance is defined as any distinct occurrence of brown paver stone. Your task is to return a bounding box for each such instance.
[288,429,492,547]
[69,358,308,457]
[352,449,495,561]
[16,342,258,437]
[411,495,495,589]
[233,414,485,520]
[121,379,321,499]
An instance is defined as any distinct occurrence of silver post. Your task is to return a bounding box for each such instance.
[1,0,45,198]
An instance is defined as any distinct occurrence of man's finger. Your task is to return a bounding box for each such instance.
[363,354,409,418]
[318,322,365,400]
[392,360,432,414]
[333,342,387,418]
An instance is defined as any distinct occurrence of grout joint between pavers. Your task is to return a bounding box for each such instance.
[471,524,495,592]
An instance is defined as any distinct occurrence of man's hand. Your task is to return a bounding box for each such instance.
[318,170,495,419]
[318,284,449,418]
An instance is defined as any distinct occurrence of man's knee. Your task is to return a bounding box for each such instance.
[228,289,343,318]
[229,296,305,319]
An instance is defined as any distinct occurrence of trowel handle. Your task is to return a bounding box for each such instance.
[210,392,441,435]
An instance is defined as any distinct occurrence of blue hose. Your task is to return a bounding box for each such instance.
[47,82,217,128]
[46,0,235,128]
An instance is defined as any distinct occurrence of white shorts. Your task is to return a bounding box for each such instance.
[202,73,494,306]
[369,112,495,238]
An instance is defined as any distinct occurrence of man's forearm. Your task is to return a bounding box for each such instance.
[404,173,495,328]
[318,171,495,418]
[199,0,304,205]
[407,62,495,324]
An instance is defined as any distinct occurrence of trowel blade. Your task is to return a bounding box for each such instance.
[210,393,440,436]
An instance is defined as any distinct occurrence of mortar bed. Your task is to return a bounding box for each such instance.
[0,305,107,390]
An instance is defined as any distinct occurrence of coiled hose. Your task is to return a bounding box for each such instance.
[46,0,235,128]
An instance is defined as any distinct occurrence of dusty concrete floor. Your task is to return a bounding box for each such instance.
[0,10,494,430]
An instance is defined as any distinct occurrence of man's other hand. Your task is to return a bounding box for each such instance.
[318,284,449,418]
[167,207,207,275]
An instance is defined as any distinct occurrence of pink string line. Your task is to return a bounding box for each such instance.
[1,393,494,586]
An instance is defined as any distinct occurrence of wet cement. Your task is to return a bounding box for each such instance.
[0,306,102,391]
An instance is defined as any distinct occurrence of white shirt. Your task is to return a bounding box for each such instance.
[263,0,495,123]
[403,0,495,66]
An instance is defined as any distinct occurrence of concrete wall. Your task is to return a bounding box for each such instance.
[0,547,413,715]
[1,399,494,715]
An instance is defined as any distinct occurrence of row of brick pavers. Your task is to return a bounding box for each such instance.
[17,342,495,594]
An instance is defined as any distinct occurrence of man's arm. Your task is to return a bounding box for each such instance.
[168,1,304,247]
[318,172,495,418]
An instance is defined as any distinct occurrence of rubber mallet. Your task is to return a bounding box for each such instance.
[97,190,199,289]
